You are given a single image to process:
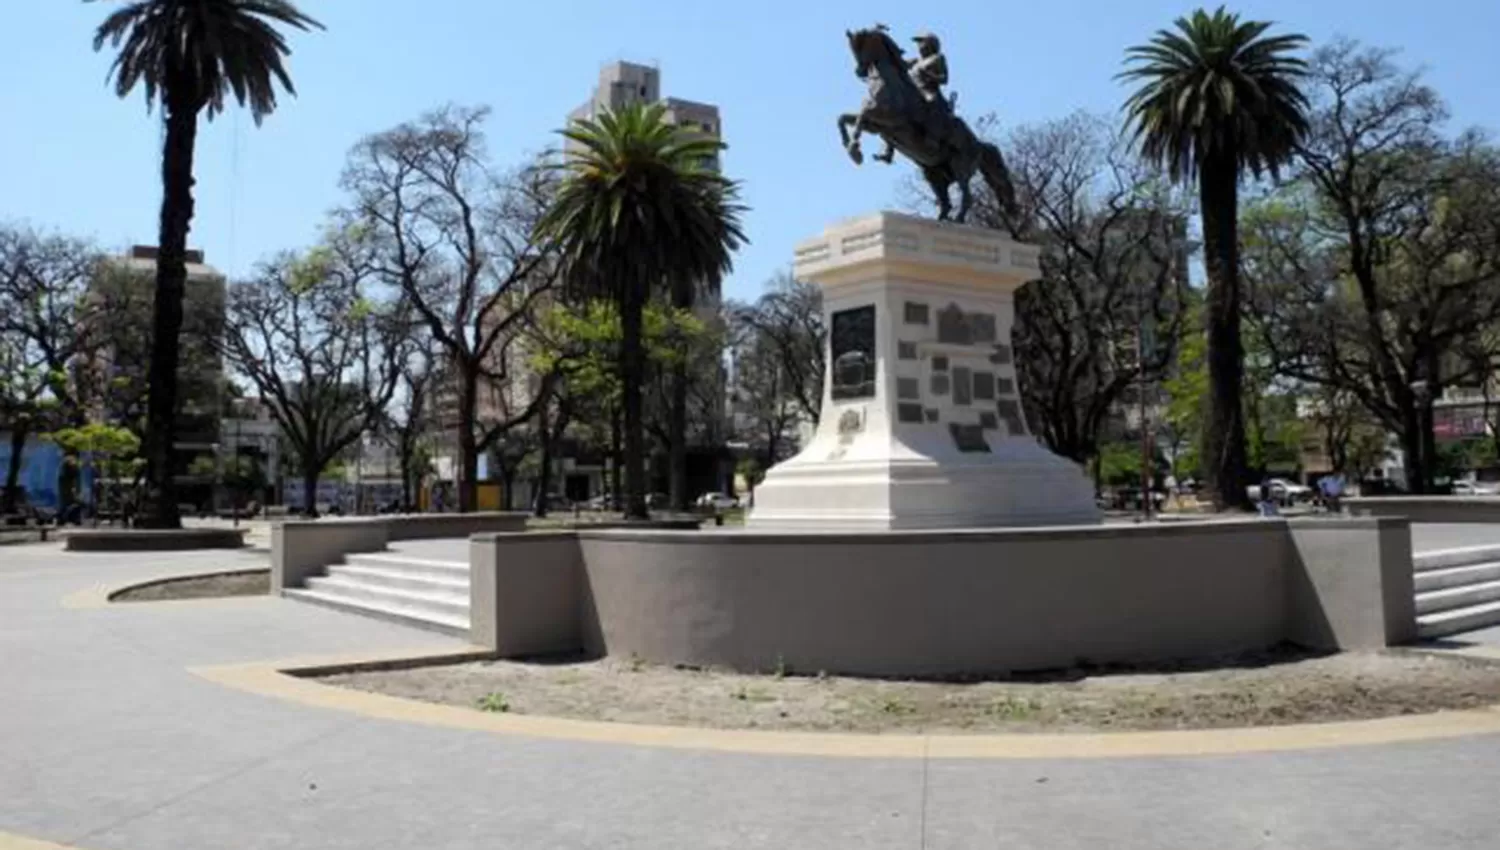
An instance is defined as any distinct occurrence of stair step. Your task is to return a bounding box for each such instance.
[1415,544,1500,572]
[284,587,469,636]
[1417,598,1500,639]
[343,552,468,580]
[327,564,469,595]
[1417,579,1500,616]
[304,576,468,616]
[1415,562,1500,593]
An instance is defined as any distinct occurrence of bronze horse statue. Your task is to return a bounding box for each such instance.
[838,26,1018,224]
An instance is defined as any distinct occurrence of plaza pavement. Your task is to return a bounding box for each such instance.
[4,534,1500,850]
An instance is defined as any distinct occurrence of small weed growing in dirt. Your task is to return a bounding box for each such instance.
[773,655,788,679]
[629,654,646,672]
[477,692,511,713]
[986,697,1040,720]
[880,697,915,716]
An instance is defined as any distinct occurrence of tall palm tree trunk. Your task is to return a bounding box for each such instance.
[668,300,691,513]
[610,404,622,508]
[138,99,199,529]
[621,289,649,520]
[1199,156,1250,511]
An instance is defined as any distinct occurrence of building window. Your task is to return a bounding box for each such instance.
[897,377,920,400]
[904,302,929,325]
[897,403,925,424]
[897,341,918,361]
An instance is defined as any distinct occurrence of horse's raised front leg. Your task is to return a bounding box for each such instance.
[873,136,896,164]
[837,113,865,165]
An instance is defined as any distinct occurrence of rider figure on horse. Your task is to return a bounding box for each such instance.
[875,30,955,163]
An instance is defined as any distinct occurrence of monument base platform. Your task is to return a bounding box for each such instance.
[747,211,1101,531]
[749,438,1100,531]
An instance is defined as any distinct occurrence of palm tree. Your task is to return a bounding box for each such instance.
[537,103,745,520]
[1120,6,1308,510]
[91,0,322,528]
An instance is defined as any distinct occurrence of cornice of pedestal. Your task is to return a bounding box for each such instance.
[793,210,1040,290]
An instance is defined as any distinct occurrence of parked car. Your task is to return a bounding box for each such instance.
[584,494,615,511]
[1453,480,1500,496]
[1248,478,1312,505]
[645,493,671,508]
[695,492,739,511]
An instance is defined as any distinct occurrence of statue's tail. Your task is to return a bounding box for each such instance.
[977,141,1019,220]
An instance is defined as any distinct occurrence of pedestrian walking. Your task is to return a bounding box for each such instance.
[1257,475,1279,517]
[1320,472,1345,514]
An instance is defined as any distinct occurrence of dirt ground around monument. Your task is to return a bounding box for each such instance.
[322,647,1500,733]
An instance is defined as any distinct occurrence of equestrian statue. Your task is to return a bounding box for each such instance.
[839,26,1019,225]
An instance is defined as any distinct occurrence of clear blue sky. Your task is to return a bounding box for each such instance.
[2,1,1497,302]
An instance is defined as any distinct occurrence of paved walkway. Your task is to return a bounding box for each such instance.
[6,542,1500,849]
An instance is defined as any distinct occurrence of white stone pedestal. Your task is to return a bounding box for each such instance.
[748,211,1100,530]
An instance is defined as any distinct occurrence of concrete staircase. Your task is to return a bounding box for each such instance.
[283,552,470,636]
[1415,544,1500,639]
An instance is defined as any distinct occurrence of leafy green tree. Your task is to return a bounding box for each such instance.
[530,298,703,510]
[46,423,143,524]
[217,244,405,517]
[536,103,746,519]
[1242,41,1500,493]
[0,225,102,513]
[91,0,322,529]
[1121,7,1309,509]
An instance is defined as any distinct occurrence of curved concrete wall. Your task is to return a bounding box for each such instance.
[471,518,1415,677]
[577,524,1286,676]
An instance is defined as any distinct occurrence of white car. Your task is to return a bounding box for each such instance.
[1453,480,1500,496]
[695,492,739,511]
[1248,478,1312,504]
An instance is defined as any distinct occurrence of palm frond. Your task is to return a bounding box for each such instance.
[1119,5,1308,182]
[89,0,322,122]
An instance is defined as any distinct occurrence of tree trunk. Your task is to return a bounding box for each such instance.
[1198,156,1251,511]
[535,405,553,518]
[1400,419,1425,495]
[620,291,649,520]
[499,462,516,510]
[610,405,622,509]
[669,280,695,513]
[457,370,479,513]
[2,425,26,515]
[669,355,689,513]
[301,468,319,519]
[399,442,413,512]
[1419,399,1438,494]
[137,97,200,529]
[58,449,78,522]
